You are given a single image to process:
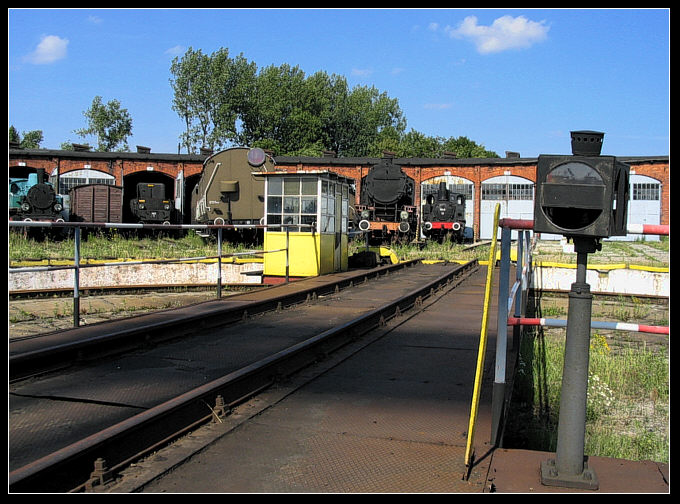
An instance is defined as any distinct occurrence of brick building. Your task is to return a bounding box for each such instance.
[9,145,668,241]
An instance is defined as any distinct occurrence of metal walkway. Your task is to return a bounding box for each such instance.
[123,263,667,494]
[117,265,498,493]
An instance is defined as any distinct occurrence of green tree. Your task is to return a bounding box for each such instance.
[168,46,496,159]
[9,126,44,148]
[441,135,498,158]
[74,96,133,152]
[322,80,406,158]
[238,63,309,154]
[170,47,257,154]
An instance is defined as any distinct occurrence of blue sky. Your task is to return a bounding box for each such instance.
[8,8,669,158]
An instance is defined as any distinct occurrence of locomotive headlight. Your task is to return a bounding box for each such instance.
[21,202,30,212]
[164,203,171,210]
[361,209,370,219]
[139,203,146,210]
[400,210,409,220]
[54,203,63,212]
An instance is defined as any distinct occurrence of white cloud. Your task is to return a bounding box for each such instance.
[446,15,549,54]
[165,45,186,57]
[25,35,69,64]
[351,68,373,77]
[424,103,453,110]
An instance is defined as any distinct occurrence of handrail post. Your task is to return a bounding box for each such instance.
[217,227,223,299]
[491,225,511,446]
[285,226,290,284]
[464,203,500,471]
[73,226,81,328]
[513,230,524,351]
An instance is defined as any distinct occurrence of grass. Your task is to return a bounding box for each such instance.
[531,237,669,268]
[10,229,668,268]
[8,229,259,263]
[10,230,493,264]
[506,320,669,464]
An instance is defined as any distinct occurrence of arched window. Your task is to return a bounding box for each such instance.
[54,169,115,194]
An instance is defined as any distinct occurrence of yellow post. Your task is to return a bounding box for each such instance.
[464,203,501,470]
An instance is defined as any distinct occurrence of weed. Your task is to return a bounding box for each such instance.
[506,328,669,463]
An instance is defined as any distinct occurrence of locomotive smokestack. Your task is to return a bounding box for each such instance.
[570,130,604,156]
[437,181,448,200]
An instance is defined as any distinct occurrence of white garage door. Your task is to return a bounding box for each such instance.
[612,174,661,242]
[480,175,534,240]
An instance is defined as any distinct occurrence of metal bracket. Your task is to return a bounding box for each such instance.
[540,458,599,491]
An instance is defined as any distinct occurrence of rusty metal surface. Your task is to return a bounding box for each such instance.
[8,260,419,369]
[488,449,669,493]
[11,260,667,493]
[139,265,498,493]
[9,261,470,488]
[137,263,669,494]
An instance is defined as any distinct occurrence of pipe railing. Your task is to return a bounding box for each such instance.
[490,218,535,447]
[489,218,669,447]
[9,221,311,328]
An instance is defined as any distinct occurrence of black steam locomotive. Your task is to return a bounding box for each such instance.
[356,157,417,243]
[129,182,174,224]
[421,181,466,242]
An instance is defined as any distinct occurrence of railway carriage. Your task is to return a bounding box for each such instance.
[69,183,124,223]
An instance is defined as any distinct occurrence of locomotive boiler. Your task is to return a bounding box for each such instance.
[421,181,466,242]
[357,157,417,243]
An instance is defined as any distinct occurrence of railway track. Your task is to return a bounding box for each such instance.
[9,259,478,493]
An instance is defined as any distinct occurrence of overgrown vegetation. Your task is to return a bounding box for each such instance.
[505,296,669,464]
[10,230,669,268]
[8,229,258,263]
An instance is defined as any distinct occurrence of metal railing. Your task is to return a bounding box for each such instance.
[490,217,535,447]
[489,218,669,449]
[8,221,310,328]
[465,211,669,470]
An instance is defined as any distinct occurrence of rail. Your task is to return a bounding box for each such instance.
[9,221,309,328]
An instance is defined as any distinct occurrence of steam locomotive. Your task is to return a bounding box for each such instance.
[356,157,417,244]
[9,168,65,222]
[421,181,466,243]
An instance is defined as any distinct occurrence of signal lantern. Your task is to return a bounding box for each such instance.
[534,131,630,239]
